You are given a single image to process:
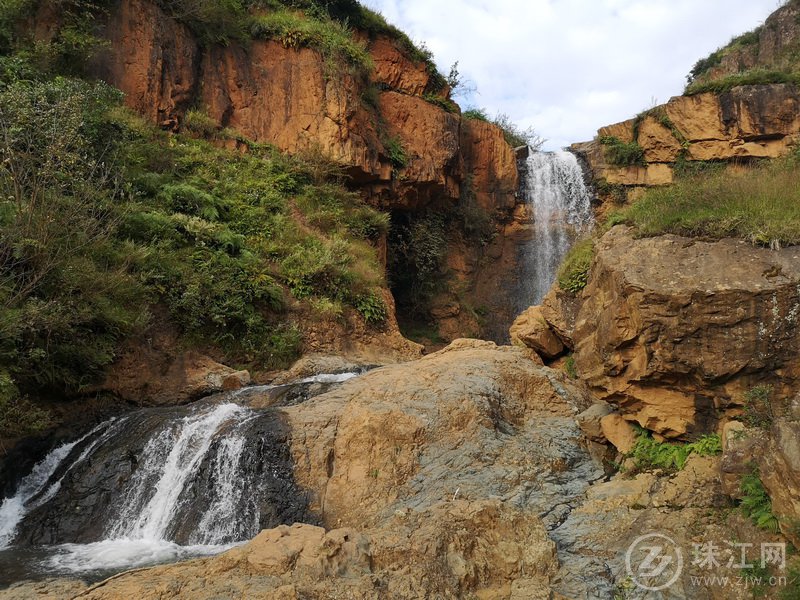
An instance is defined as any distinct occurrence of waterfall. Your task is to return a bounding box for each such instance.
[0,371,361,581]
[517,150,594,308]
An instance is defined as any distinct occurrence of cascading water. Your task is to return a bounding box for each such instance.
[515,150,594,310]
[0,371,362,583]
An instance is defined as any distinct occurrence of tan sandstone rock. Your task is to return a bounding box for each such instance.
[599,413,638,453]
[541,226,800,437]
[509,305,565,358]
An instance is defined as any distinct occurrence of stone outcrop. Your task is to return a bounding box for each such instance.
[572,84,800,200]
[520,226,800,438]
[284,339,598,529]
[509,305,565,358]
[5,340,790,599]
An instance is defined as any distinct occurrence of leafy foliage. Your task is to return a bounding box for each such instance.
[629,430,722,472]
[0,57,390,406]
[599,135,646,167]
[462,107,489,122]
[557,238,594,294]
[743,384,774,429]
[384,136,408,169]
[740,471,780,533]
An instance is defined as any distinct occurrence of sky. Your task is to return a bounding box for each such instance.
[361,0,780,150]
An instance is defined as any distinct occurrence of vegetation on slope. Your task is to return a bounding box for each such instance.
[685,0,800,94]
[0,42,389,436]
[608,152,800,247]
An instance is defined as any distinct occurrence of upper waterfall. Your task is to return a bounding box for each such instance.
[515,149,594,309]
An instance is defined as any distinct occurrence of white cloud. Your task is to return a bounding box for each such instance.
[362,0,778,150]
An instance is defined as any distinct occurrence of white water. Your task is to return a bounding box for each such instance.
[43,539,234,574]
[108,403,250,541]
[0,420,116,548]
[521,150,594,305]
[1,371,366,578]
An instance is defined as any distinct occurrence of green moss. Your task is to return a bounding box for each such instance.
[557,238,595,294]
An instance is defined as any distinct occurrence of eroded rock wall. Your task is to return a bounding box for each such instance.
[517,226,800,438]
[572,84,800,200]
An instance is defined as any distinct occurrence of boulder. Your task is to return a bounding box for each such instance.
[509,305,565,359]
[541,225,800,437]
[576,402,614,442]
[599,414,638,454]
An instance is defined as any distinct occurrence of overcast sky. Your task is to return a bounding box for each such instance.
[361,0,780,150]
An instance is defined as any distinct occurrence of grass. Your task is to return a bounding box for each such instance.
[250,9,373,78]
[608,156,800,246]
[685,69,800,95]
[599,135,646,167]
[628,429,722,472]
[557,238,595,294]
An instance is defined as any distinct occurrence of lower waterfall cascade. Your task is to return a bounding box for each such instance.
[515,149,594,311]
[0,372,361,583]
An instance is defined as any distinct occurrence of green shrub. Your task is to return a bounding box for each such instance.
[599,135,647,167]
[354,292,387,325]
[629,430,722,471]
[740,470,779,532]
[160,183,229,221]
[0,370,53,437]
[462,107,489,122]
[384,136,408,169]
[743,384,774,429]
[557,238,594,294]
[595,178,627,204]
[387,211,448,317]
[183,109,219,137]
[156,0,250,45]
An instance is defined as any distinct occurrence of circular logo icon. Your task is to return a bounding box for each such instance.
[625,533,683,591]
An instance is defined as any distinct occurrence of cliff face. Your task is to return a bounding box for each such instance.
[572,84,800,198]
[89,0,517,213]
[82,0,523,341]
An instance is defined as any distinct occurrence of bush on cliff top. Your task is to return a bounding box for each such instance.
[608,154,800,246]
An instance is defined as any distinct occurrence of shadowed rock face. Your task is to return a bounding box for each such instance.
[525,226,800,438]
